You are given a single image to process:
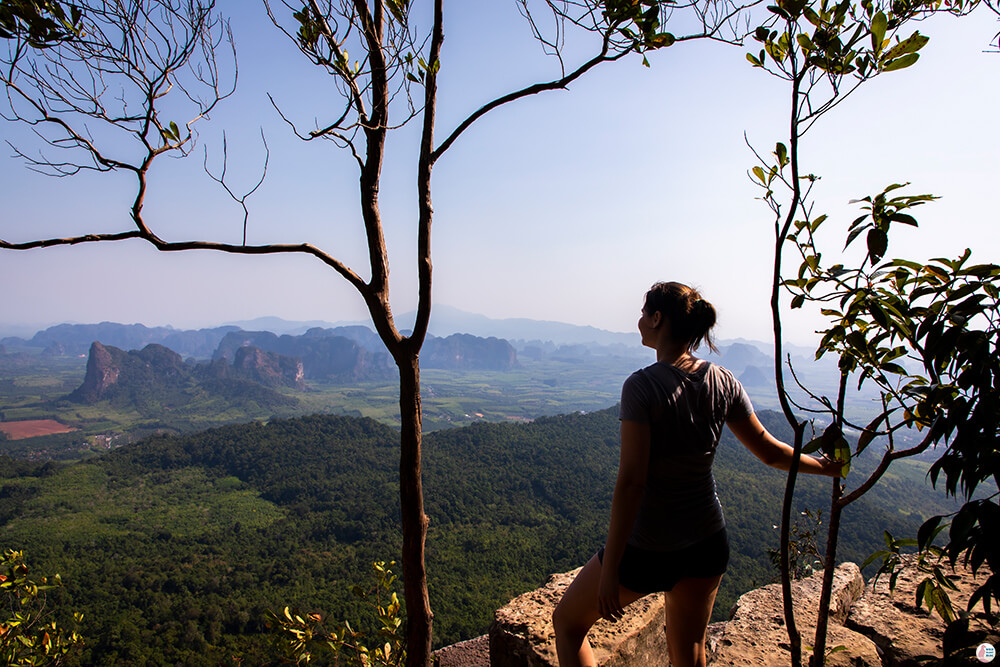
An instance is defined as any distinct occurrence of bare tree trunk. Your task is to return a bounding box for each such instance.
[397,352,432,667]
[810,480,844,667]
[771,63,808,667]
[778,424,806,667]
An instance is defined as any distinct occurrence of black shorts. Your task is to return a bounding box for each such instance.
[597,527,729,595]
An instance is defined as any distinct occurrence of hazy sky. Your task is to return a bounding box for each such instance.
[2,2,998,344]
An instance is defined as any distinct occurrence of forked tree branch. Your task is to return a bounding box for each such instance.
[203,130,270,246]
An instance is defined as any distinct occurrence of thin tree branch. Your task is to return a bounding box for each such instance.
[0,232,367,292]
[431,28,629,163]
[840,418,939,506]
[203,129,270,246]
[409,0,443,349]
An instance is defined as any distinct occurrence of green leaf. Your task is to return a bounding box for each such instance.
[855,428,876,455]
[650,32,675,47]
[883,31,930,60]
[845,220,869,249]
[915,578,929,608]
[861,549,889,569]
[882,52,919,72]
[868,301,890,328]
[385,0,408,24]
[881,362,907,376]
[833,437,851,476]
[752,165,766,184]
[890,212,918,226]
[802,436,825,454]
[767,4,792,19]
[871,11,887,52]
[867,227,888,262]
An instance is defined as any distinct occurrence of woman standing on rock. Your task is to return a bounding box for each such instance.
[552,282,842,667]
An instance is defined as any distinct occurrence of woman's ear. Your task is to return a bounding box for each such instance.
[649,310,662,328]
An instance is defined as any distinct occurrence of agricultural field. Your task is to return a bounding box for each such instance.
[0,418,77,439]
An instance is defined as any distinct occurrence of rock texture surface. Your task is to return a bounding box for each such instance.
[709,563,880,666]
[488,568,666,667]
[437,635,490,667]
[471,558,994,666]
[847,555,998,665]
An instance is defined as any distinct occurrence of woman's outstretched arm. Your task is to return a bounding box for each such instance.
[727,413,843,477]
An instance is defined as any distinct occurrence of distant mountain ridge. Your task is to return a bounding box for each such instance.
[3,309,797,356]
[227,307,640,346]
[4,312,840,410]
[3,322,239,358]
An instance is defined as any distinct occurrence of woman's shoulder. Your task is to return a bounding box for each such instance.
[701,361,733,380]
[701,363,754,418]
[702,362,744,387]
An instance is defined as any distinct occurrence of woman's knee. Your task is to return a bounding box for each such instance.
[552,595,590,639]
[552,557,603,639]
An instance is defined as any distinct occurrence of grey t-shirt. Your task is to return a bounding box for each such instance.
[619,361,753,551]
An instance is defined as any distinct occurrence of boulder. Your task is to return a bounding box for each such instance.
[847,555,999,665]
[436,634,490,667]
[709,563,880,666]
[489,568,666,667]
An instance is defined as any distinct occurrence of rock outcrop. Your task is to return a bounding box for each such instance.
[423,334,518,371]
[69,341,183,403]
[213,330,394,381]
[481,557,994,666]
[231,345,305,389]
[489,569,665,667]
[68,341,299,411]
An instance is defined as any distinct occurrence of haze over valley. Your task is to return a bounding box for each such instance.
[0,308,874,460]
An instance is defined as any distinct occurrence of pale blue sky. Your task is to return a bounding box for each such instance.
[2,2,998,345]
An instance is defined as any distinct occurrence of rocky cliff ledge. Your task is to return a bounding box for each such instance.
[436,556,996,666]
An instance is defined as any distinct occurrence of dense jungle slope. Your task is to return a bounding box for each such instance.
[0,409,957,665]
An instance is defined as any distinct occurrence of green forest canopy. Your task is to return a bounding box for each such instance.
[0,409,960,664]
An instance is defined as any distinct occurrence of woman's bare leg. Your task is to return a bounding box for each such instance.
[552,554,645,667]
[662,575,723,667]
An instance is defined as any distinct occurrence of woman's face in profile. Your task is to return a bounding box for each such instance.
[638,308,657,348]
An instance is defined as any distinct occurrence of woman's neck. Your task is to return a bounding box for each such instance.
[656,343,695,367]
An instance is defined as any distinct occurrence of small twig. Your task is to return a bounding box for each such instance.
[204,129,270,246]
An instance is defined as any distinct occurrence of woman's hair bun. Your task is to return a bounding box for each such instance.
[644,282,718,353]
[693,298,716,328]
